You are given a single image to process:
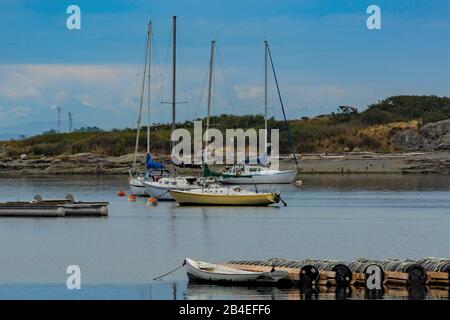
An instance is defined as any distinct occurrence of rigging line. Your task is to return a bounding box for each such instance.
[267,45,299,171]
[152,31,169,128]
[150,31,164,155]
[178,39,195,120]
[215,45,235,112]
[147,23,153,155]
[131,27,149,120]
[159,21,173,117]
[194,62,211,121]
[179,36,191,101]
[132,24,151,172]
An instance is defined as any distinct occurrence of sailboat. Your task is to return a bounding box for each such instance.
[144,16,218,200]
[170,186,281,206]
[169,41,282,206]
[220,40,298,185]
[129,21,166,196]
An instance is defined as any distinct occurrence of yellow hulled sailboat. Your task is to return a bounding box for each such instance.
[169,186,281,206]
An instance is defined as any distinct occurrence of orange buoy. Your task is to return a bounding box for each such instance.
[128,195,137,202]
[117,190,126,197]
[146,197,158,206]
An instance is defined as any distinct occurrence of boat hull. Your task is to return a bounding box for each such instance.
[145,182,202,201]
[221,170,297,184]
[145,182,174,200]
[129,181,148,196]
[170,190,279,206]
[185,258,287,284]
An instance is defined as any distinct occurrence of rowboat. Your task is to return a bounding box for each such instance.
[184,258,288,284]
[169,186,281,206]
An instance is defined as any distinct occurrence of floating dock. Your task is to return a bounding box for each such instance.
[226,257,450,288]
[0,194,108,217]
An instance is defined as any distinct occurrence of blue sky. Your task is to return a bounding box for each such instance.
[0,0,448,132]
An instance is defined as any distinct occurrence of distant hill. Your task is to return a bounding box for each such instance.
[0,133,24,141]
[0,121,91,141]
[1,95,449,156]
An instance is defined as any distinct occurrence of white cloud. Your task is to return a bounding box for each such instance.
[234,85,264,100]
[80,101,96,108]
[0,106,31,119]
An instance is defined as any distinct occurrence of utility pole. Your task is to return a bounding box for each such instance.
[68,112,73,133]
[57,107,61,133]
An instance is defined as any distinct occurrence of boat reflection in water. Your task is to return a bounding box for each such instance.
[184,283,448,300]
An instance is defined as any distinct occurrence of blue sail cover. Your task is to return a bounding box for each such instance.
[146,152,164,170]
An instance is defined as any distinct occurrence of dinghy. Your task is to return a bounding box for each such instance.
[184,258,288,284]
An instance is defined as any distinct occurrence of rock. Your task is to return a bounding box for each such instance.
[419,119,450,139]
[394,119,450,151]
[393,129,426,150]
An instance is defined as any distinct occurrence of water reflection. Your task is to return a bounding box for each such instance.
[184,282,449,300]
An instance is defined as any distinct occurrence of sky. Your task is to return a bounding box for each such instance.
[0,0,449,132]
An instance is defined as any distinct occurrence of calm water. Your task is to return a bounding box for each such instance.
[0,174,449,299]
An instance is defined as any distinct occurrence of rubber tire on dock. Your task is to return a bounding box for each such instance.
[299,265,320,287]
[332,264,352,286]
[406,264,427,286]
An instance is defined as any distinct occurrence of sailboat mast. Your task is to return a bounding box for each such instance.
[132,22,151,172]
[171,16,177,154]
[147,21,152,155]
[204,40,215,166]
[264,40,268,155]
[267,43,299,171]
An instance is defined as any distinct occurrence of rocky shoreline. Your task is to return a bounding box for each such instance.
[1,151,449,175]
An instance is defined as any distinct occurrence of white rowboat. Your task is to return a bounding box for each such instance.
[184,258,288,284]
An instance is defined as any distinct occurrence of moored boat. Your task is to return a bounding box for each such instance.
[128,21,165,196]
[169,186,281,206]
[145,176,220,200]
[184,258,288,284]
[221,165,297,184]
[129,173,148,196]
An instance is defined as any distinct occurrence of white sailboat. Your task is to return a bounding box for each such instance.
[169,41,284,207]
[144,16,215,200]
[221,40,299,185]
[129,21,166,196]
[221,165,297,184]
